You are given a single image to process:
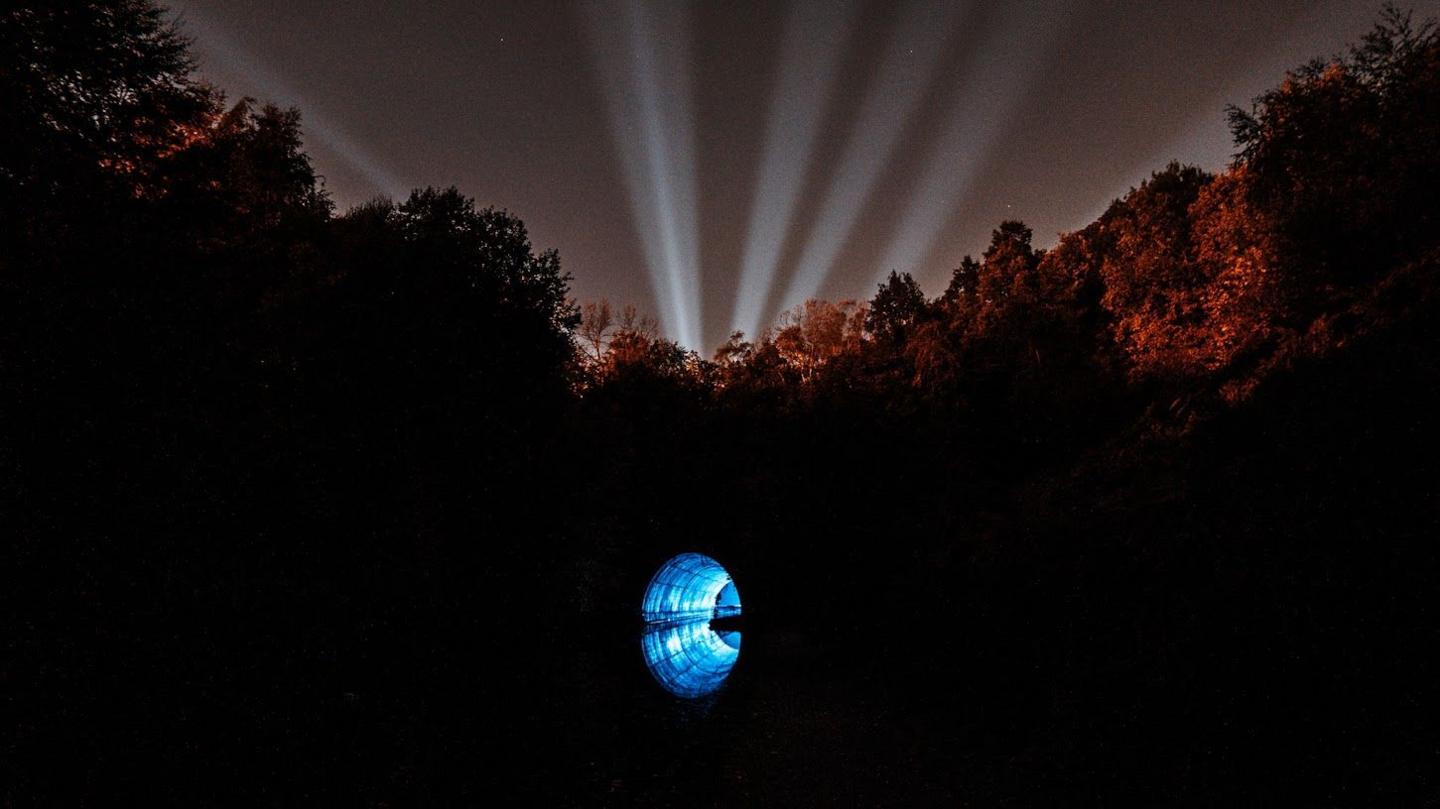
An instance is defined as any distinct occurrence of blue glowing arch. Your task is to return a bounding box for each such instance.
[641,552,741,622]
[640,553,742,697]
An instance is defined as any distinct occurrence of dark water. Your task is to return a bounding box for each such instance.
[529,616,929,805]
[29,537,1437,806]
[484,567,1013,808]
[27,518,1434,805]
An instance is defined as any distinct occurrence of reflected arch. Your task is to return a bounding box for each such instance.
[641,620,741,698]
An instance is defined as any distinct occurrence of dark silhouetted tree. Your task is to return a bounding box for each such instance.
[939,256,981,311]
[867,271,927,342]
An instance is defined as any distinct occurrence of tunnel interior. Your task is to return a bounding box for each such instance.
[640,553,743,697]
[641,552,742,621]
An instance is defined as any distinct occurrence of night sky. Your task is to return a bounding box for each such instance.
[165,0,1434,351]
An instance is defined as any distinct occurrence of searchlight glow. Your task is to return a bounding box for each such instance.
[581,0,703,350]
[873,0,1073,287]
[774,0,965,317]
[181,11,410,199]
[730,0,859,342]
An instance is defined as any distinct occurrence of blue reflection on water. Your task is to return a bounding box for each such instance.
[640,553,742,698]
[641,618,741,698]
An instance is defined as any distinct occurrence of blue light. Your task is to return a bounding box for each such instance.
[640,618,741,698]
[641,552,741,621]
[640,553,742,697]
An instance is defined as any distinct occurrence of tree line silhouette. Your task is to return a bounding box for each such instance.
[3,2,1439,804]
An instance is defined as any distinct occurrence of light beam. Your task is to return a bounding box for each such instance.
[730,0,859,342]
[581,1,702,350]
[773,0,965,319]
[871,0,1072,290]
[176,10,411,200]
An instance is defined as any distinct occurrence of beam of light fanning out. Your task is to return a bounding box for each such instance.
[581,1,702,350]
[177,11,411,200]
[872,0,1073,289]
[774,0,965,319]
[729,0,859,342]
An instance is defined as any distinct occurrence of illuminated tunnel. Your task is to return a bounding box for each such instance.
[641,552,742,622]
[640,553,742,697]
